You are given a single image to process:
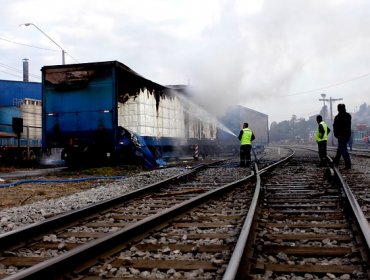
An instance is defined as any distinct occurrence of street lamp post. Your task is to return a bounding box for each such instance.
[20,23,66,64]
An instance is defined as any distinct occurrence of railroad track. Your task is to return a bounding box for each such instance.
[337,152,370,226]
[328,146,370,158]
[238,148,370,279]
[0,148,284,279]
[1,147,369,279]
[0,156,264,279]
[296,145,370,225]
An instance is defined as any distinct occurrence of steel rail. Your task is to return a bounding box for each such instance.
[3,169,255,279]
[222,147,294,279]
[329,158,370,251]
[222,162,260,280]
[327,145,370,157]
[294,145,370,158]
[0,162,212,251]
[258,147,294,175]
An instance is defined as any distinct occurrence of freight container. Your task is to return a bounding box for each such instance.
[42,61,217,167]
[217,105,269,154]
[42,61,269,166]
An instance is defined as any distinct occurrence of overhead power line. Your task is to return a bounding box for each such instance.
[0,36,59,52]
[287,72,370,96]
[0,62,21,72]
[1,36,79,63]
[0,69,23,79]
[0,62,41,80]
[67,53,79,63]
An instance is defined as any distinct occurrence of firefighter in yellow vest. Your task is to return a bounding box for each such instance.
[316,115,330,167]
[238,122,255,167]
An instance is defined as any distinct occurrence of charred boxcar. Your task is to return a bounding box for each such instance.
[42,61,217,166]
[217,105,269,155]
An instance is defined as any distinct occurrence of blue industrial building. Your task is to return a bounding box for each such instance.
[0,80,41,105]
[0,79,41,137]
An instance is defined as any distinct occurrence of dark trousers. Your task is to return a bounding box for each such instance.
[240,145,252,167]
[317,140,327,164]
[334,137,351,168]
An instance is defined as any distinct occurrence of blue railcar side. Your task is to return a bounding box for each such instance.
[41,61,165,166]
[42,63,119,165]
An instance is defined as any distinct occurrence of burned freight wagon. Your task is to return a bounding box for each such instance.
[42,61,217,167]
[217,105,269,155]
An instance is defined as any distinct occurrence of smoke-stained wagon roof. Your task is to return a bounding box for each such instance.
[42,60,168,110]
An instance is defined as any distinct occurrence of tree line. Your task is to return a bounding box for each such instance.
[269,102,370,144]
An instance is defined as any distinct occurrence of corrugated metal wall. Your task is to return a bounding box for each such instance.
[0,80,41,105]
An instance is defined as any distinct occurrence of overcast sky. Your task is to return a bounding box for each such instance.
[1,0,370,124]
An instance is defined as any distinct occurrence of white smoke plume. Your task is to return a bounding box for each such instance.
[179,0,304,118]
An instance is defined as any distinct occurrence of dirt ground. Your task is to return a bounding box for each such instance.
[0,165,144,210]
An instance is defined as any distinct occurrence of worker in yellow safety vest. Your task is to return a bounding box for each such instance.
[316,115,331,167]
[238,122,255,167]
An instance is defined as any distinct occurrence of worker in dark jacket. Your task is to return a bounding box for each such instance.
[333,103,352,169]
[315,115,330,167]
[238,122,255,167]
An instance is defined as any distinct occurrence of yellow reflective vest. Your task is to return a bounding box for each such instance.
[240,128,253,145]
[316,121,329,143]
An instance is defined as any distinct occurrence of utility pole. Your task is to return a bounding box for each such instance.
[329,97,342,124]
[319,93,327,120]
[318,94,343,145]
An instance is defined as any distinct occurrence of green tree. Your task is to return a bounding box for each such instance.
[270,116,316,144]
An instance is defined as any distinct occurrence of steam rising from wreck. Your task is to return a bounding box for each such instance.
[173,90,236,137]
[176,0,303,121]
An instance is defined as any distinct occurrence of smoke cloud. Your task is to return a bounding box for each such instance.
[2,0,370,123]
[179,0,304,117]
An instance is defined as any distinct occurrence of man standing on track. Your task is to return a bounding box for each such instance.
[238,122,255,167]
[315,115,330,167]
[333,103,352,169]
